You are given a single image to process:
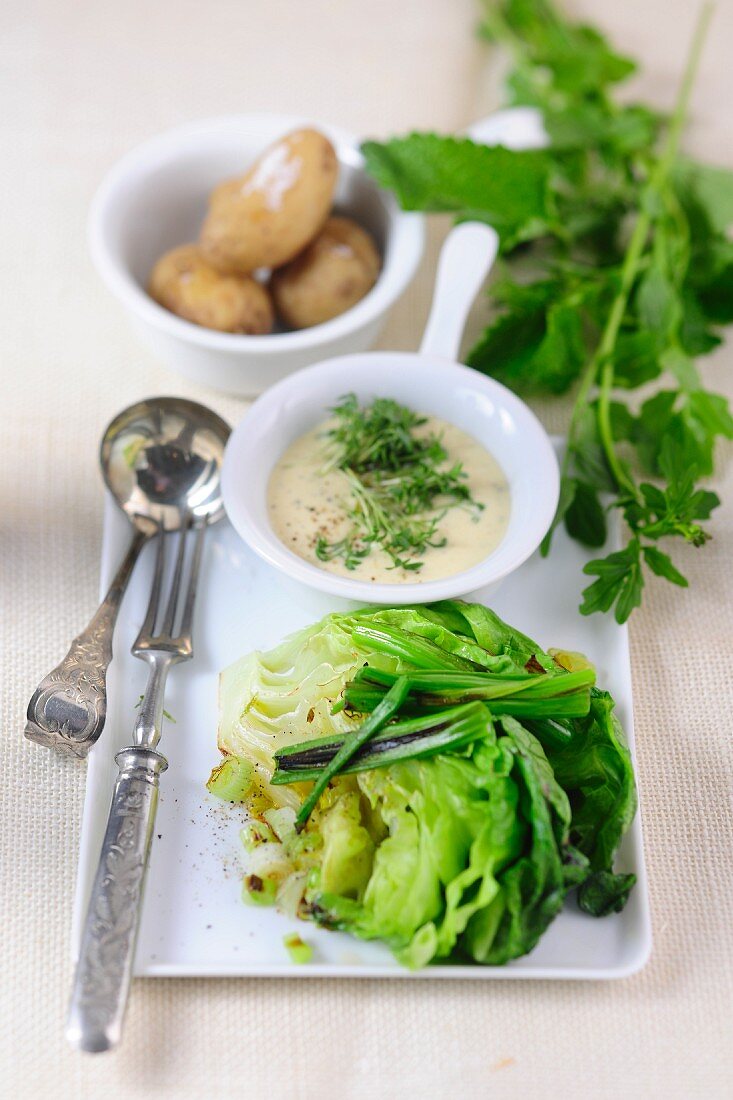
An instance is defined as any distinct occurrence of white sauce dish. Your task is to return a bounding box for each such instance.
[222,223,560,604]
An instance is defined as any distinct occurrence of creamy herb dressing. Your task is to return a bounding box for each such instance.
[268,414,510,583]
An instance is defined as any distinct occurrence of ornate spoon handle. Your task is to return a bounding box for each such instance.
[25,530,146,757]
[66,746,167,1053]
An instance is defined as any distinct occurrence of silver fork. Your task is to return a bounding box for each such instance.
[66,514,208,1054]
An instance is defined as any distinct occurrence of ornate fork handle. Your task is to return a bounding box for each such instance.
[25,530,146,757]
[66,746,167,1053]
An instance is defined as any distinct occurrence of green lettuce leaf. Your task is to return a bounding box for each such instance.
[307,719,580,968]
[528,688,637,889]
[361,135,556,249]
[463,716,579,963]
[218,614,370,808]
[218,602,555,804]
[217,601,637,966]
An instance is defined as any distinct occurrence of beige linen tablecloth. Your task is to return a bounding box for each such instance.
[2,1,732,1096]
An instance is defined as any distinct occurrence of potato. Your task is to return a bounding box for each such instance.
[199,129,338,275]
[148,244,273,334]
[271,216,380,329]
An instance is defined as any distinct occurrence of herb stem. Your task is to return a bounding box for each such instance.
[573,2,713,502]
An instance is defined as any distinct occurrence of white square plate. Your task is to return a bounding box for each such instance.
[72,442,651,979]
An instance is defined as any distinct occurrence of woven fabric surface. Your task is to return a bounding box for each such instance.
[1,1,732,1097]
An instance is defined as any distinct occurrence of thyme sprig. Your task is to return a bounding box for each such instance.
[314,394,483,572]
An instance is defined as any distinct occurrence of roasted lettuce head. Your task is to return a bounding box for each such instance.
[215,601,637,967]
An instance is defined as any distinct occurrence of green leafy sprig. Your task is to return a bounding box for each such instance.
[315,394,483,572]
[362,0,733,621]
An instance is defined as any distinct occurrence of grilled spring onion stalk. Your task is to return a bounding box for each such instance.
[213,600,638,967]
[339,666,595,718]
[294,676,410,831]
[273,702,492,784]
[282,630,594,827]
[275,666,595,791]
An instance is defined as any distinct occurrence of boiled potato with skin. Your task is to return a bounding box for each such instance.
[148,244,273,334]
[271,216,380,329]
[199,129,338,275]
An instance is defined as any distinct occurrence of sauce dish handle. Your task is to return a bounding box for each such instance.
[419,222,499,361]
[464,107,549,150]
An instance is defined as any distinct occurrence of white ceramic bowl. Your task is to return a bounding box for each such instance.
[88,114,425,396]
[223,354,559,604]
[222,223,559,605]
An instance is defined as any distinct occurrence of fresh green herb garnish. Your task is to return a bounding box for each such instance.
[362,0,732,621]
[315,394,483,572]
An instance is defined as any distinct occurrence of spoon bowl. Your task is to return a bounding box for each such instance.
[26,395,230,757]
[101,396,230,533]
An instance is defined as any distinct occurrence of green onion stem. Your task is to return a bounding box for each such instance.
[351,624,476,670]
[275,703,489,784]
[294,676,410,830]
[343,686,589,721]
[353,665,595,700]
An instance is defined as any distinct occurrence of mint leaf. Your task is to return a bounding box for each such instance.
[636,266,681,336]
[573,404,615,492]
[657,432,699,494]
[675,159,733,235]
[641,546,688,587]
[466,280,550,386]
[580,542,643,623]
[675,389,733,477]
[540,474,577,557]
[564,481,607,547]
[608,400,636,441]
[625,384,731,483]
[687,389,733,439]
[545,103,657,156]
[541,24,636,93]
[361,135,556,248]
[679,289,722,354]
[696,256,733,324]
[531,299,589,393]
[483,0,636,98]
[659,346,700,391]
[631,391,678,472]
[467,276,593,393]
[612,331,662,389]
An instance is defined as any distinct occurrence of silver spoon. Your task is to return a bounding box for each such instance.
[24,396,230,758]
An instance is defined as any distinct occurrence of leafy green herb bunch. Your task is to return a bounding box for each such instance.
[363,0,732,621]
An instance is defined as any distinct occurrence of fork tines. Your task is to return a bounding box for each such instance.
[133,514,208,654]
